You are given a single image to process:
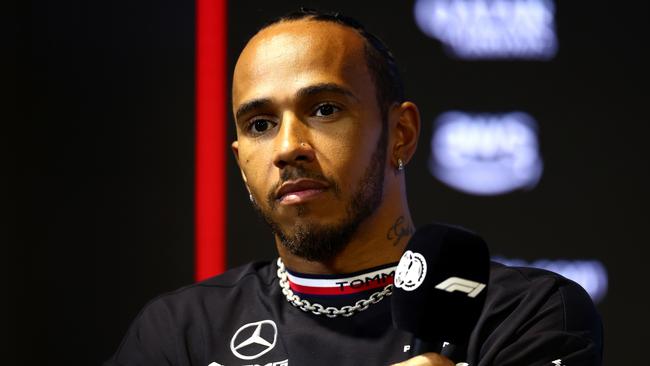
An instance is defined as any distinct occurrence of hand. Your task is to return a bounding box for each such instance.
[390,353,455,366]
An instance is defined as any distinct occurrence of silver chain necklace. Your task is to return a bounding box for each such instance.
[276,257,394,318]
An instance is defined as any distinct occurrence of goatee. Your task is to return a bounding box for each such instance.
[250,124,388,262]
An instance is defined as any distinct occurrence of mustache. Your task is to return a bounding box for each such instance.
[267,166,340,204]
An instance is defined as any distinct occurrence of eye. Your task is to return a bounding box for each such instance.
[248,119,276,135]
[314,103,340,117]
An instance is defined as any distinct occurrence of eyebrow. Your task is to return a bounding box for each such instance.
[235,98,272,122]
[295,83,359,102]
[234,83,359,122]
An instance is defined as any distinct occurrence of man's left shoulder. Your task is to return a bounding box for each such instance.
[468,262,603,365]
[489,262,593,305]
[484,261,603,343]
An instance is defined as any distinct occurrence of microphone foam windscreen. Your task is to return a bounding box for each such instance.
[391,223,490,345]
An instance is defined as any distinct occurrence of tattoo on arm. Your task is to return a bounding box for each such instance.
[387,216,414,247]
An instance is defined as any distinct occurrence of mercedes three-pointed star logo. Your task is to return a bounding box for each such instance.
[230,320,278,360]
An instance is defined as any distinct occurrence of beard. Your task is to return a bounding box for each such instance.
[250,123,388,262]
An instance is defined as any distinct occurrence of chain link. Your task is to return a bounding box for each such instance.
[276,257,393,318]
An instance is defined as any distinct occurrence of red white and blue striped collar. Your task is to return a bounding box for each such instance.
[285,263,397,296]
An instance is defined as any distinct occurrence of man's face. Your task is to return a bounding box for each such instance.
[231,20,388,261]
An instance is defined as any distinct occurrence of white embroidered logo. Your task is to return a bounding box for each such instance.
[394,250,427,291]
[230,320,278,360]
[435,277,486,298]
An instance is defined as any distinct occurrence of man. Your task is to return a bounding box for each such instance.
[106,10,602,366]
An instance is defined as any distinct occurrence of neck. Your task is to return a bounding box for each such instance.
[277,200,414,275]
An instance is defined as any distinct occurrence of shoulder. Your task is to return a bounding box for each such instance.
[194,260,276,288]
[138,261,276,319]
[488,261,584,296]
[487,261,601,329]
[105,262,277,364]
[488,261,599,325]
[472,262,603,365]
[111,262,275,352]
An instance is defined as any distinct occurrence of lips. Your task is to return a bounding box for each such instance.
[275,179,329,204]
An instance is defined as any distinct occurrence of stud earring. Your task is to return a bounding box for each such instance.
[397,158,405,171]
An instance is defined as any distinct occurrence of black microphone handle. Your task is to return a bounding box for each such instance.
[412,338,436,355]
[413,338,467,364]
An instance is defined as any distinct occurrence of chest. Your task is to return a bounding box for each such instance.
[199,300,415,366]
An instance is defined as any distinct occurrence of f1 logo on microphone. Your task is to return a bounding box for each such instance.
[435,277,486,298]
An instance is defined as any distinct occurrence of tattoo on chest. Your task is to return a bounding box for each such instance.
[386,215,414,246]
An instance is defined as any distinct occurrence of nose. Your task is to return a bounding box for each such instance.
[273,112,315,169]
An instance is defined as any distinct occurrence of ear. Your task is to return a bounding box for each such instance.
[391,101,421,166]
[231,140,248,184]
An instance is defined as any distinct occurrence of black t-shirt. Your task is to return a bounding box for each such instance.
[105,261,602,366]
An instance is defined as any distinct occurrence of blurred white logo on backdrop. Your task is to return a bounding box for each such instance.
[414,0,558,59]
[429,111,543,196]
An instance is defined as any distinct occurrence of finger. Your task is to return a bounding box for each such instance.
[391,352,455,366]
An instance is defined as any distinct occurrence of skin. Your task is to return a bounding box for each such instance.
[231,19,421,274]
[231,20,451,365]
[390,353,454,366]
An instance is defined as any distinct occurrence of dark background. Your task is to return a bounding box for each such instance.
[14,0,648,365]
